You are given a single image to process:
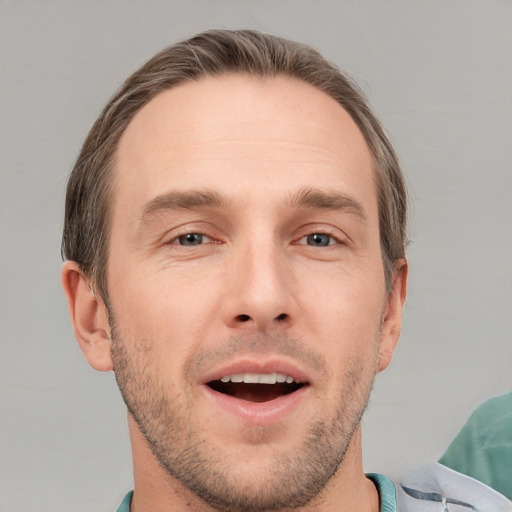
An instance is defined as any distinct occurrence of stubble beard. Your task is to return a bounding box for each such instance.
[111,326,378,512]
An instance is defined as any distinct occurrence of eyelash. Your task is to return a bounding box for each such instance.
[166,230,346,248]
[166,228,220,246]
[169,232,215,246]
[296,233,340,247]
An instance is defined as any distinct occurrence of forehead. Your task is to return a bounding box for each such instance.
[113,74,375,219]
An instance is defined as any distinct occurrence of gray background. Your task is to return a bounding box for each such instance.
[1,1,511,510]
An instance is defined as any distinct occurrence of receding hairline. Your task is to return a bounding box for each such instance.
[111,71,377,194]
[114,71,369,146]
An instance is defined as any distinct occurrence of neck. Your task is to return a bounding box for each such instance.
[128,416,379,512]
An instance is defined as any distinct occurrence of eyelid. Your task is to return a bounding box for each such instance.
[298,234,337,246]
[295,234,342,247]
[292,224,350,246]
[169,233,214,245]
[163,224,222,246]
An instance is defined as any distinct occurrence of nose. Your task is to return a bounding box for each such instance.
[221,240,296,332]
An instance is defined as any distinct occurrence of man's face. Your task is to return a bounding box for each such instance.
[106,75,404,510]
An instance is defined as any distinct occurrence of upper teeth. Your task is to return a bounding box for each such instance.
[220,373,295,384]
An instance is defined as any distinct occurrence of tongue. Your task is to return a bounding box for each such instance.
[209,382,298,403]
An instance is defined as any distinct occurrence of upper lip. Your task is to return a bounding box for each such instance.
[200,358,312,385]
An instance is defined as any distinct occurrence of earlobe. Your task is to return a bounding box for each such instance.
[61,261,114,372]
[378,259,408,372]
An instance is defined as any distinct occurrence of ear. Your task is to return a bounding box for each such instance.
[378,259,408,372]
[61,261,113,371]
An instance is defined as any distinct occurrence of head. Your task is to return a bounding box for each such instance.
[62,30,408,511]
[62,29,406,305]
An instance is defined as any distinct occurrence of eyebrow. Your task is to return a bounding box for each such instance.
[288,187,367,222]
[141,189,227,220]
[140,186,367,222]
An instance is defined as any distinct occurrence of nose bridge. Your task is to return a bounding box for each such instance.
[223,232,293,331]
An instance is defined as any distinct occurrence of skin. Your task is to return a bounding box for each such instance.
[62,74,407,512]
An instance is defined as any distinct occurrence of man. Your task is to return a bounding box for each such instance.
[61,29,408,512]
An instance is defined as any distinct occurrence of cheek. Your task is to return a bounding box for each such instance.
[296,261,385,325]
[108,263,222,358]
[295,264,385,365]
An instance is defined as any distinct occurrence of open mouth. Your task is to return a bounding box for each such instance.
[207,373,307,403]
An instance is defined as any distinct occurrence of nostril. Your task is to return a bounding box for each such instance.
[238,314,251,322]
[275,313,287,321]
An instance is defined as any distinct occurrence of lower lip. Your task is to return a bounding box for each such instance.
[201,384,309,425]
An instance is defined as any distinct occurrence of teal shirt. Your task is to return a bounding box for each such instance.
[117,473,397,512]
[117,491,132,512]
[368,473,398,512]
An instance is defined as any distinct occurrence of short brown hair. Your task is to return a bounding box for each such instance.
[62,29,407,302]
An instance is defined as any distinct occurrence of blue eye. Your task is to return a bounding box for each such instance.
[306,234,333,246]
[177,233,204,246]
